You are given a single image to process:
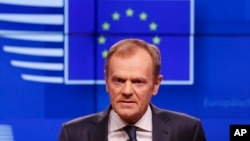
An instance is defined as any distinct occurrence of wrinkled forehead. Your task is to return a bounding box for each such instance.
[113,44,151,58]
[110,48,154,72]
[108,50,155,79]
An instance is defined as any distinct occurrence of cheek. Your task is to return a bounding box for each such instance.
[137,90,152,103]
[109,87,121,100]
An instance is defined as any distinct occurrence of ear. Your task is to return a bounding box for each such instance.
[152,75,163,96]
[104,70,109,92]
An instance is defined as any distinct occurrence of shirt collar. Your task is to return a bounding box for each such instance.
[134,105,152,132]
[108,105,152,132]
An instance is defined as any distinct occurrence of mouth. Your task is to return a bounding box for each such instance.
[118,100,136,107]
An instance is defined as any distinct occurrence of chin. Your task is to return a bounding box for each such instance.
[118,110,137,119]
[120,114,137,124]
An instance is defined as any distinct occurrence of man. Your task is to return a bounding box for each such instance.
[58,38,206,141]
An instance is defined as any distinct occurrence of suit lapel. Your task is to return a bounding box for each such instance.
[87,106,111,141]
[86,105,172,141]
[151,105,172,141]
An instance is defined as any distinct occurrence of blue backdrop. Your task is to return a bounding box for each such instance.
[0,0,250,141]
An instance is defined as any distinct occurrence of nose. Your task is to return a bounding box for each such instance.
[122,82,133,96]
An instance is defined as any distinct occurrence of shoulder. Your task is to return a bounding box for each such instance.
[59,111,109,141]
[64,113,99,126]
[63,110,107,129]
[152,105,201,126]
[151,105,206,140]
[59,112,107,141]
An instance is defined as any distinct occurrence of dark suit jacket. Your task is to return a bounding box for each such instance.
[59,104,206,141]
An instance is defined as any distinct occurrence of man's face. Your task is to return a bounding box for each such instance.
[105,48,162,124]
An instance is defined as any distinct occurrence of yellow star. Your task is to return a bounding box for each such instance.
[126,8,134,17]
[112,12,120,20]
[102,22,110,30]
[102,50,108,58]
[139,12,147,21]
[152,36,161,45]
[98,36,106,44]
[149,22,158,31]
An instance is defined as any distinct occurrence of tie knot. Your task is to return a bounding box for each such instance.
[123,125,137,141]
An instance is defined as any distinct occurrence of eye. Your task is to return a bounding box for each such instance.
[132,79,144,85]
[134,80,142,84]
[113,78,124,84]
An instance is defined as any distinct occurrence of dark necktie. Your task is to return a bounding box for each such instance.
[123,125,137,141]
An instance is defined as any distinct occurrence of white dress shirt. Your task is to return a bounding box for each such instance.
[108,105,152,141]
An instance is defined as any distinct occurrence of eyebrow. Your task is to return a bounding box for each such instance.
[111,75,146,80]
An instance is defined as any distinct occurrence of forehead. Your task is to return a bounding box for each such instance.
[114,45,150,56]
[108,48,154,75]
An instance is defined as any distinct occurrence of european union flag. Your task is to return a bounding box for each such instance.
[0,0,193,85]
[96,0,193,85]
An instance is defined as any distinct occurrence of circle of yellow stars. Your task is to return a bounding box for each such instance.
[99,8,161,58]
